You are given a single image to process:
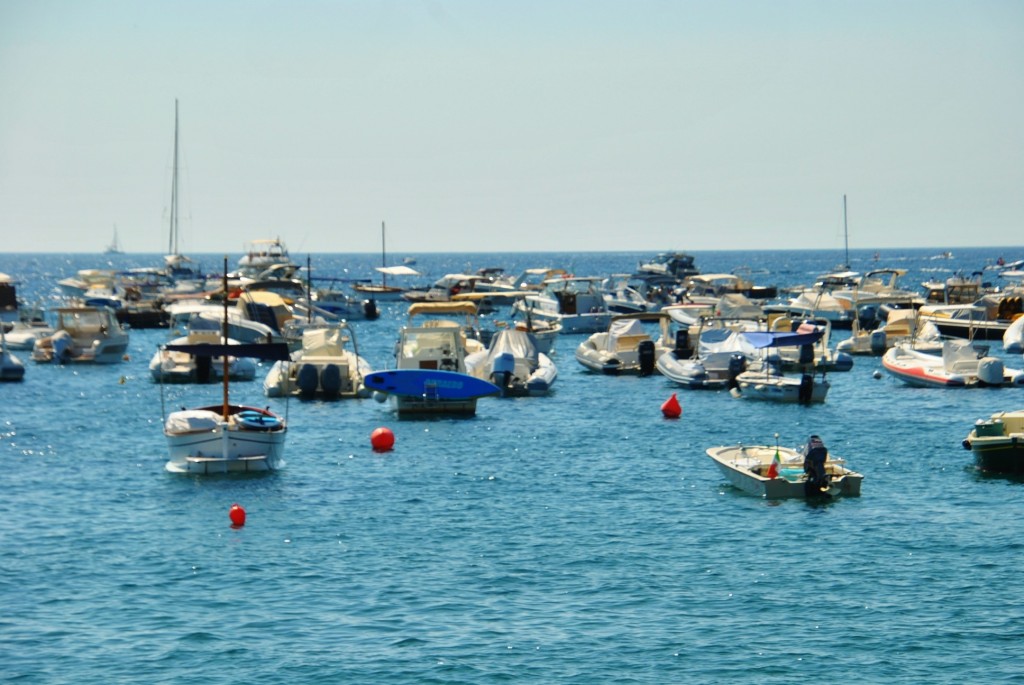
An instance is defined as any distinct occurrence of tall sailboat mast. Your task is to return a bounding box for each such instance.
[842,194,850,270]
[380,221,387,289]
[168,99,180,256]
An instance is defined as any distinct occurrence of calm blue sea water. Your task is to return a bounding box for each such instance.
[2,247,1023,684]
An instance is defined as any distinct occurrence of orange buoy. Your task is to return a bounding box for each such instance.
[661,393,682,419]
[370,426,395,452]
[229,503,246,527]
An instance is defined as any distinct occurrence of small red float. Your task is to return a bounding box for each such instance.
[371,426,395,452]
[661,393,682,419]
[229,503,246,527]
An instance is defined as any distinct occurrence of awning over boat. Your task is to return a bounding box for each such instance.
[376,265,420,276]
[164,341,292,361]
[741,329,823,349]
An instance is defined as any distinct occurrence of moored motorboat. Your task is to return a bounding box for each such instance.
[368,301,496,416]
[706,436,863,499]
[263,322,373,399]
[31,305,129,364]
[150,329,257,384]
[962,410,1024,473]
[731,328,831,404]
[656,323,751,390]
[465,327,557,396]
[882,339,1024,388]
[574,313,672,375]
[513,277,613,335]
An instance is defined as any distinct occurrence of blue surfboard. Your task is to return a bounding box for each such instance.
[364,369,500,400]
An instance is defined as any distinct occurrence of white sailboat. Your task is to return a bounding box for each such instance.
[162,99,203,287]
[162,257,292,474]
[352,222,419,300]
[104,225,124,255]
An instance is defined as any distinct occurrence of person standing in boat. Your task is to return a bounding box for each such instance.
[802,435,830,496]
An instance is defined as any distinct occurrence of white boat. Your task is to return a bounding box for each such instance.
[656,323,753,390]
[103,225,124,255]
[734,363,830,404]
[160,99,206,294]
[574,313,672,375]
[732,328,831,403]
[836,308,943,356]
[263,322,373,399]
[513,276,613,334]
[163,260,292,474]
[401,273,495,310]
[465,327,557,396]
[453,290,563,356]
[310,281,380,320]
[384,301,490,415]
[635,252,700,281]
[512,317,561,357]
[236,238,296,278]
[917,303,1011,341]
[149,329,257,384]
[601,274,659,314]
[1004,315,1024,354]
[683,272,778,301]
[31,306,129,364]
[763,288,856,328]
[706,438,863,499]
[882,339,1024,388]
[1,326,25,381]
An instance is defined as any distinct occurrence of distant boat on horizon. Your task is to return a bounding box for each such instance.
[104,225,124,255]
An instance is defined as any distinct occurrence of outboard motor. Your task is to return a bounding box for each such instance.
[858,304,879,330]
[727,353,746,389]
[798,343,815,366]
[195,354,213,383]
[491,352,516,395]
[798,373,815,405]
[977,357,1005,387]
[320,363,343,397]
[363,300,379,320]
[869,330,888,356]
[296,363,320,397]
[674,329,692,358]
[803,435,831,497]
[638,340,656,376]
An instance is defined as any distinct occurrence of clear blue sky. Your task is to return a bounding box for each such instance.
[1,0,1021,254]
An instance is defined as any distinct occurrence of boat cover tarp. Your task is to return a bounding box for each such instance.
[789,291,849,311]
[741,329,824,349]
[715,293,763,319]
[486,328,539,364]
[301,327,344,357]
[165,341,292,361]
[165,409,221,433]
[375,265,420,276]
[697,327,757,356]
[603,318,647,352]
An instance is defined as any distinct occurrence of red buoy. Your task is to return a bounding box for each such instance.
[661,393,682,419]
[370,426,395,452]
[229,503,246,527]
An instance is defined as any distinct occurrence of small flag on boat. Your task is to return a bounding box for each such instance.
[766,448,781,479]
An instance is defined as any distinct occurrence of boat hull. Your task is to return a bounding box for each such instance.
[164,405,286,474]
[706,445,863,499]
[963,412,1024,473]
[734,372,829,403]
